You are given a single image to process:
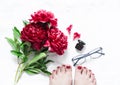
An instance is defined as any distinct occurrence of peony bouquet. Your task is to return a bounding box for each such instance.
[6,10,68,85]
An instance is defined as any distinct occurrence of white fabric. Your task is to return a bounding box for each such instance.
[0,0,120,85]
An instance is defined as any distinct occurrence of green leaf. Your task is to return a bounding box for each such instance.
[25,65,37,69]
[15,42,21,52]
[20,55,28,63]
[11,50,22,56]
[40,64,47,70]
[20,42,31,47]
[28,52,47,65]
[20,42,31,56]
[40,47,48,52]
[13,27,20,40]
[11,50,28,63]
[5,37,16,49]
[25,70,35,75]
[44,60,54,64]
[23,20,29,26]
[41,69,51,76]
[25,68,42,74]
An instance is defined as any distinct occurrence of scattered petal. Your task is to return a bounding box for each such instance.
[73,32,81,40]
[66,24,73,35]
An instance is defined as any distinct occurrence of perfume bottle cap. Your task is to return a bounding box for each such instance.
[75,40,85,51]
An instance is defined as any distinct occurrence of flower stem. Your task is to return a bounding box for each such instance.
[14,64,20,85]
[14,63,26,85]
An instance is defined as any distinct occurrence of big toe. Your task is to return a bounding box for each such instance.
[75,65,83,74]
[65,65,72,72]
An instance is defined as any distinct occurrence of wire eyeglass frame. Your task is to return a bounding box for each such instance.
[72,47,105,66]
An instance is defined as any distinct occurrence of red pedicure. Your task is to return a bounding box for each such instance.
[57,66,60,69]
[89,70,92,72]
[62,65,65,67]
[53,70,56,72]
[66,65,71,69]
[77,66,82,69]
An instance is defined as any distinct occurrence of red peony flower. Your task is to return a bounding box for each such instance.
[30,10,57,27]
[48,28,68,55]
[20,23,48,50]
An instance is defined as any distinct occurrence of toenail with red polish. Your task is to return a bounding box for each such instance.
[89,70,91,72]
[77,66,82,69]
[57,66,60,68]
[53,70,55,72]
[62,65,65,67]
[66,65,71,69]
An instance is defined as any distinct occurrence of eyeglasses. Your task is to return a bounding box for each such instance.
[72,47,105,66]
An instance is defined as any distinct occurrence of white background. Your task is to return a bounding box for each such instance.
[0,0,120,85]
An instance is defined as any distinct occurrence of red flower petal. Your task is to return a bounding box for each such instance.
[73,32,81,40]
[66,24,72,35]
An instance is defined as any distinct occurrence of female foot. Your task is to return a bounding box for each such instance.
[74,66,96,85]
[49,65,72,85]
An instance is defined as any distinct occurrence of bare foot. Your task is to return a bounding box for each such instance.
[74,66,96,85]
[49,65,72,85]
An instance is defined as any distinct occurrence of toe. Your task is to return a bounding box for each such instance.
[66,65,72,72]
[56,66,61,73]
[52,70,57,76]
[75,65,82,74]
[61,64,66,72]
[50,70,57,79]
[49,75,53,80]
[87,69,92,78]
[82,67,87,75]
[90,73,96,83]
[49,75,53,85]
[92,78,97,85]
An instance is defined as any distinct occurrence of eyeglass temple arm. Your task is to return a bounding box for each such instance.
[97,52,105,55]
[72,48,103,61]
[88,49,105,55]
[73,59,79,66]
[72,54,88,66]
